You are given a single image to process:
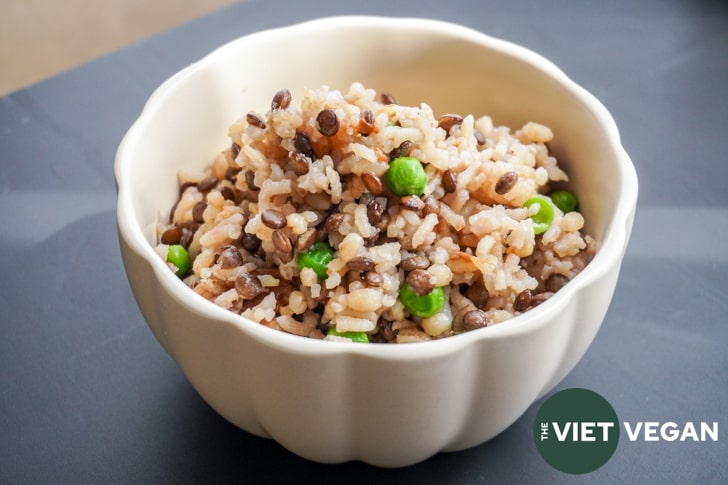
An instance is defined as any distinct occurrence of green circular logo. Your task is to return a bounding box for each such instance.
[533,388,619,474]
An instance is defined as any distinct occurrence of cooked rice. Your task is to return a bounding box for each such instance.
[155,83,597,343]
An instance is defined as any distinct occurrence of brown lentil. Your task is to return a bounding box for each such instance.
[239,232,261,253]
[389,140,413,159]
[462,309,489,331]
[316,109,340,136]
[364,227,381,247]
[378,318,396,341]
[192,201,207,224]
[366,199,384,225]
[220,185,236,202]
[235,273,263,300]
[459,232,480,249]
[246,112,267,130]
[442,170,457,193]
[160,225,182,245]
[358,109,375,135]
[399,195,425,212]
[368,332,387,344]
[231,142,242,160]
[217,246,243,269]
[272,230,292,254]
[513,289,533,312]
[294,131,316,160]
[437,114,464,134]
[244,170,257,190]
[361,172,383,195]
[261,209,287,229]
[289,152,310,176]
[251,267,282,279]
[545,274,570,293]
[233,188,246,205]
[401,255,430,271]
[179,227,194,248]
[363,271,384,287]
[197,175,218,192]
[380,92,397,104]
[277,249,293,264]
[465,282,490,308]
[271,89,292,110]
[494,171,519,195]
[406,269,435,296]
[325,212,345,232]
[225,166,241,182]
[346,256,376,272]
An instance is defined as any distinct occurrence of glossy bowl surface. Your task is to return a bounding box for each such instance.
[115,16,638,467]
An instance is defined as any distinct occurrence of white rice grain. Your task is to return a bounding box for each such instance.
[411,213,438,248]
[345,288,384,313]
[335,315,376,333]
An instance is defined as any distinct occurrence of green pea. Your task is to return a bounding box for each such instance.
[386,156,428,196]
[297,241,335,280]
[166,244,191,277]
[523,195,555,235]
[399,283,446,318]
[327,328,370,343]
[549,190,579,213]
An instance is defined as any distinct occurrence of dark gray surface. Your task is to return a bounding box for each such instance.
[1,0,726,483]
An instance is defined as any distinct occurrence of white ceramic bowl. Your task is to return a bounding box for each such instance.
[115,16,637,467]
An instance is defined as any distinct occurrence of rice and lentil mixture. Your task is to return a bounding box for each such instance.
[155,83,596,343]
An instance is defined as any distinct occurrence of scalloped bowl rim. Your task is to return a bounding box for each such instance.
[115,15,638,360]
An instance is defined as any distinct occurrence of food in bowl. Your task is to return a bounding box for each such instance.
[117,16,638,467]
[154,82,596,343]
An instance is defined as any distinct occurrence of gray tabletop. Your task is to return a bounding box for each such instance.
[1,0,726,483]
